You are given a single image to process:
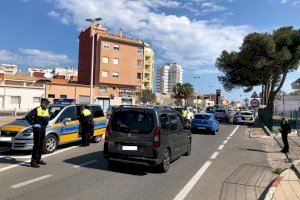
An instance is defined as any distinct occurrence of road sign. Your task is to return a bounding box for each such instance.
[250,98,260,107]
[251,91,259,99]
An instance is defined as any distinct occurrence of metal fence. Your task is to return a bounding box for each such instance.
[0,110,27,117]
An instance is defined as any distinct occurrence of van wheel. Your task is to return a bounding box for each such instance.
[157,149,171,173]
[43,134,58,154]
[92,136,102,143]
[211,130,216,135]
[184,138,191,156]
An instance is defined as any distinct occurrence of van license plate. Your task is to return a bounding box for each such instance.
[197,127,205,130]
[122,146,138,151]
[0,136,12,142]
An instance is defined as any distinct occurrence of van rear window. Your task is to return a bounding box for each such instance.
[195,115,211,120]
[111,111,154,134]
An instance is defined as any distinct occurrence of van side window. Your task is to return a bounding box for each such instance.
[89,106,104,118]
[160,114,170,130]
[169,114,178,130]
[56,106,77,123]
[176,114,184,129]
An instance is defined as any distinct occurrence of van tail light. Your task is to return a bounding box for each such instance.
[208,120,214,125]
[153,127,160,147]
[105,125,110,142]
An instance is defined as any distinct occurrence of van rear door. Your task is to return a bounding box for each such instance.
[107,109,156,158]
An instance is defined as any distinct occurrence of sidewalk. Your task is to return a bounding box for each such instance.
[248,120,300,200]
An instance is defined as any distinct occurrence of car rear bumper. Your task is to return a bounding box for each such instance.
[191,124,216,132]
[237,120,254,124]
[104,153,161,166]
[215,117,229,122]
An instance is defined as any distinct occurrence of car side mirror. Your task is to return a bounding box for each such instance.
[62,118,71,124]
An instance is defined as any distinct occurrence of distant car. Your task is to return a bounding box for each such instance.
[214,109,230,122]
[106,106,118,118]
[205,107,214,113]
[103,106,192,173]
[190,113,219,135]
[233,111,255,125]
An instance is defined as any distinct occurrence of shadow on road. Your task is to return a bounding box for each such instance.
[63,151,161,176]
[219,163,277,200]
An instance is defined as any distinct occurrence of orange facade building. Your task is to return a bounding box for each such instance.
[77,24,144,109]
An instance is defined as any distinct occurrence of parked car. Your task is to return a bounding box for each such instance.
[103,106,192,173]
[214,109,230,122]
[233,111,255,125]
[190,113,219,135]
[0,101,107,153]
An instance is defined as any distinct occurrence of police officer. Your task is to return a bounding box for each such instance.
[78,105,94,147]
[280,114,291,153]
[25,98,50,168]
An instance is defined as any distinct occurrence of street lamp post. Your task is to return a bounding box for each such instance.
[86,17,102,104]
[193,76,200,113]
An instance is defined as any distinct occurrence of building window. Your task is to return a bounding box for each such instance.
[48,94,55,98]
[113,72,119,78]
[137,73,142,81]
[102,71,108,77]
[33,97,40,103]
[137,60,143,67]
[114,45,120,50]
[113,86,116,90]
[99,86,107,92]
[60,95,67,99]
[11,96,20,104]
[102,56,109,64]
[138,48,143,54]
[103,43,109,49]
[113,58,119,65]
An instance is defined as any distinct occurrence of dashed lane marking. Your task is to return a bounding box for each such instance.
[210,152,219,160]
[72,160,98,169]
[10,175,52,189]
[173,125,240,200]
[218,145,224,150]
[223,140,228,144]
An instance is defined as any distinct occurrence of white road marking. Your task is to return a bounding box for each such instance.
[72,159,98,169]
[218,145,224,150]
[11,175,52,189]
[0,155,31,159]
[226,136,231,140]
[173,161,212,200]
[173,125,240,200]
[223,140,228,144]
[210,152,219,160]
[0,146,78,173]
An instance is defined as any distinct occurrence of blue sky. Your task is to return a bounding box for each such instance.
[0,0,299,101]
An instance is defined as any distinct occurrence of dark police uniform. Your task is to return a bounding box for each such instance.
[280,117,291,153]
[25,105,50,167]
[78,107,94,146]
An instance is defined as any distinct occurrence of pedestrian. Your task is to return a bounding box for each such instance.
[279,113,291,153]
[181,107,190,127]
[25,98,50,168]
[78,105,94,147]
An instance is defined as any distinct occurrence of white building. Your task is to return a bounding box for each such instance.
[0,64,19,75]
[55,67,78,79]
[28,68,54,78]
[274,95,300,115]
[156,63,183,94]
[0,73,45,112]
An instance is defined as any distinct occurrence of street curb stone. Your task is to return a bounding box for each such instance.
[264,170,289,200]
[292,160,300,178]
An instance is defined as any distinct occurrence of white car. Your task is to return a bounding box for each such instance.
[233,111,255,125]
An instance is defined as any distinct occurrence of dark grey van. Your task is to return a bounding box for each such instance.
[103,106,192,173]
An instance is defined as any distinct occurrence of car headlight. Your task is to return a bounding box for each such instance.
[21,127,33,136]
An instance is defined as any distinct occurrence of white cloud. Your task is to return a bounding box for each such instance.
[48,10,60,18]
[194,68,221,75]
[48,0,251,71]
[0,48,72,68]
[292,0,300,6]
[201,2,226,12]
[281,0,288,3]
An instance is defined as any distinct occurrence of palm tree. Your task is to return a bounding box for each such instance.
[172,83,194,106]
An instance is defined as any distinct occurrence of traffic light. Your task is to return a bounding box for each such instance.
[216,89,221,105]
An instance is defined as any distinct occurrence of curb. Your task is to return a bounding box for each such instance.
[264,170,289,200]
[292,160,300,178]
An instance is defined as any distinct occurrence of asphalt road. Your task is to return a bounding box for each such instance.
[0,124,272,200]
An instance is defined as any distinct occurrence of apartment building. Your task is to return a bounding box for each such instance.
[142,43,154,91]
[0,64,19,75]
[156,63,183,94]
[78,24,145,110]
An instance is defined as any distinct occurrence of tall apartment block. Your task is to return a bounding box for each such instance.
[156,63,183,94]
[142,43,154,91]
[78,23,147,110]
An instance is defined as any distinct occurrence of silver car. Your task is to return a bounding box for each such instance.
[233,111,255,125]
[0,104,107,153]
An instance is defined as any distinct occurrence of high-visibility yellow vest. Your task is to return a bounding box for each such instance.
[37,106,50,118]
[182,109,188,118]
[283,118,289,124]
[82,109,92,117]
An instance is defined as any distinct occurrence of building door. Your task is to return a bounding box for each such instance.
[79,96,90,104]
[121,98,132,105]
[96,98,110,113]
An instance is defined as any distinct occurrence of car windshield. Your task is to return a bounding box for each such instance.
[111,111,154,134]
[195,115,211,120]
[241,112,252,116]
[215,110,226,113]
